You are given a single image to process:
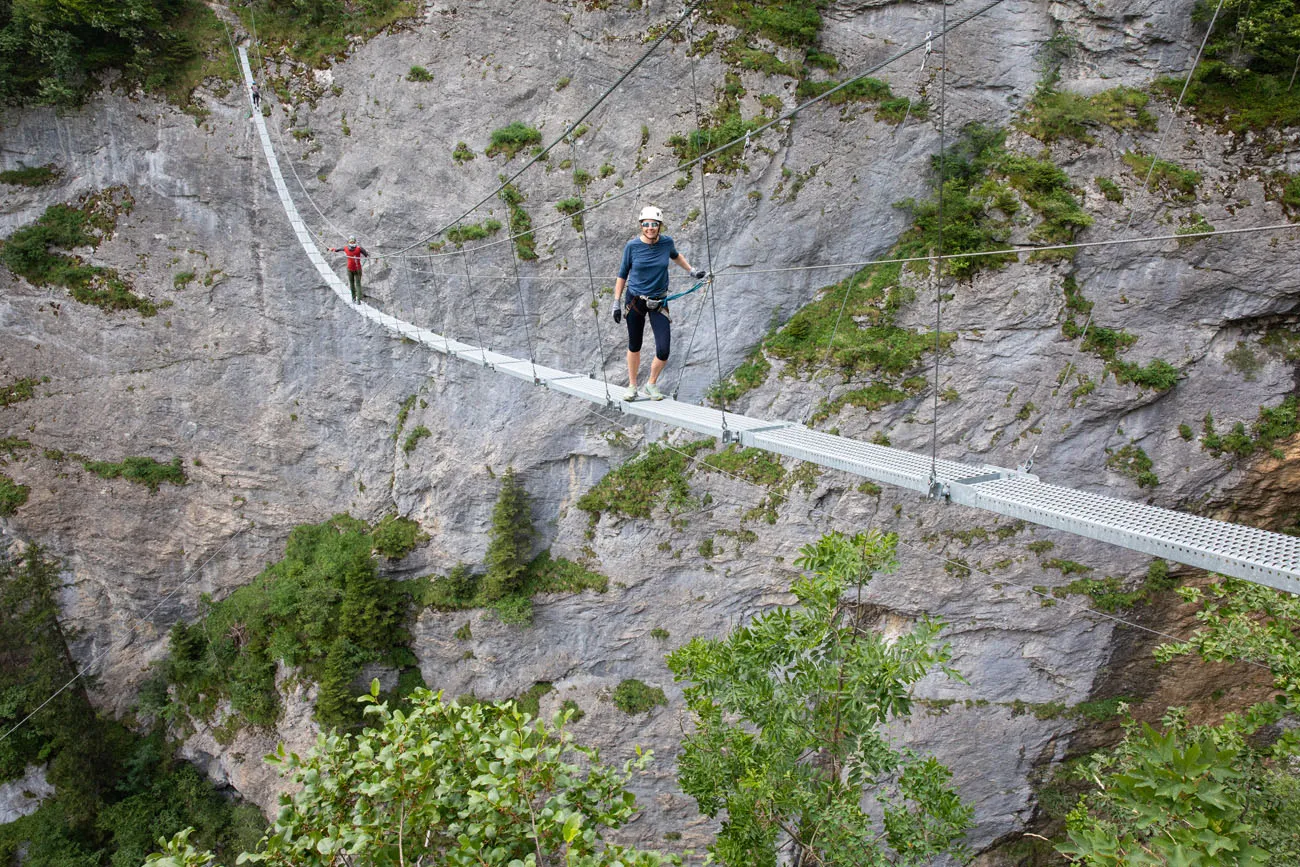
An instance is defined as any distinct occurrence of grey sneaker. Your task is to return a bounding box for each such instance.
[644,382,664,401]
[623,385,638,401]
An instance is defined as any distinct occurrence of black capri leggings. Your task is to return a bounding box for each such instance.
[625,296,671,361]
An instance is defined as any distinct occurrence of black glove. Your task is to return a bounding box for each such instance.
[691,268,707,279]
[612,302,622,324]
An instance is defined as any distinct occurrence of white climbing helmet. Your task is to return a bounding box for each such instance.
[637,205,664,225]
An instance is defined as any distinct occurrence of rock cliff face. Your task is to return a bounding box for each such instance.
[1,0,1297,859]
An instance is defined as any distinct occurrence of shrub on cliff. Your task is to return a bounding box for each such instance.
[146,687,678,867]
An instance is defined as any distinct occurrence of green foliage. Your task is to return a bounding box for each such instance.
[1,547,261,866]
[148,688,677,867]
[1196,0,1300,75]
[1,191,156,316]
[392,393,417,438]
[1110,357,1180,390]
[1121,151,1202,202]
[370,513,429,559]
[234,0,417,69]
[486,121,543,159]
[0,164,61,186]
[481,467,536,604]
[667,530,971,865]
[1058,572,1300,865]
[667,109,765,174]
[402,425,431,453]
[82,456,186,492]
[421,550,606,617]
[698,444,786,487]
[1019,86,1155,144]
[794,75,926,122]
[498,181,537,259]
[1153,0,1300,135]
[422,563,480,610]
[1280,173,1300,211]
[0,473,29,516]
[556,196,585,231]
[0,376,39,407]
[611,679,667,715]
[406,64,433,82]
[1060,277,1179,392]
[444,219,502,244]
[451,141,475,163]
[727,46,801,77]
[1105,443,1159,488]
[650,627,670,640]
[0,546,91,786]
[1059,715,1269,866]
[897,123,1089,276]
[705,0,828,49]
[524,549,608,595]
[753,254,952,423]
[576,440,712,524]
[161,515,413,729]
[707,344,771,406]
[1095,176,1123,202]
[1224,342,1263,380]
[0,0,232,107]
[514,681,555,718]
[1176,211,1216,243]
[766,265,951,378]
[1201,397,1299,459]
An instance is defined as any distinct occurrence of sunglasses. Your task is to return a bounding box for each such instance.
[640,221,661,228]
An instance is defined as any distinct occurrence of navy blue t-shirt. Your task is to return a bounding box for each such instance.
[618,236,680,298]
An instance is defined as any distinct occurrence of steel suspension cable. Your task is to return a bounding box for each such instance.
[507,234,539,383]
[460,241,489,366]
[570,140,614,402]
[928,0,951,489]
[685,10,728,436]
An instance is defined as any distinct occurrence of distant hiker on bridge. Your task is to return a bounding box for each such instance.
[612,205,706,401]
[251,83,260,107]
[328,237,369,302]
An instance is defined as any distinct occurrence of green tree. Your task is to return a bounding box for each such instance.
[481,467,535,603]
[146,685,678,867]
[1201,0,1300,74]
[1058,711,1268,867]
[312,636,358,730]
[0,545,112,828]
[1057,578,1300,865]
[0,0,200,105]
[666,530,973,866]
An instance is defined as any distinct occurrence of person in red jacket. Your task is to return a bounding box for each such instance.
[328,236,369,302]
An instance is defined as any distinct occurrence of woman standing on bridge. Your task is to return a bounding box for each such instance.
[612,206,706,401]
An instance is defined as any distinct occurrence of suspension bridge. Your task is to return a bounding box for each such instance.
[236,38,1300,597]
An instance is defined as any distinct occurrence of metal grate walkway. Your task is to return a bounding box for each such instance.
[238,48,1300,596]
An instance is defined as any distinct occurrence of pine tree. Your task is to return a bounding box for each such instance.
[313,636,358,730]
[481,467,535,603]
